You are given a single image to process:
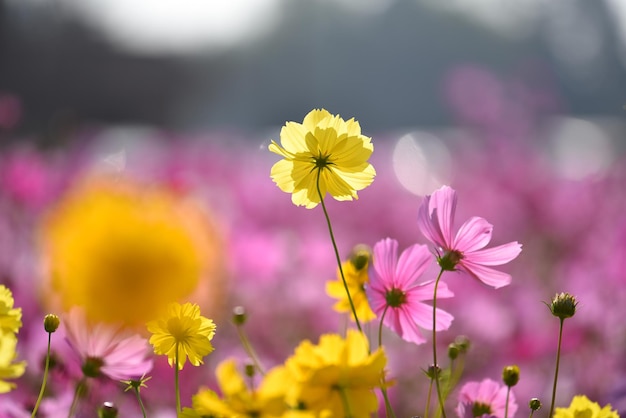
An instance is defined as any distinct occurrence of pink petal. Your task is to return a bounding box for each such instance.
[394,243,432,288]
[403,300,454,331]
[459,260,512,289]
[406,280,454,300]
[464,242,522,266]
[372,238,399,286]
[453,217,493,252]
[429,186,457,245]
[417,196,445,247]
[397,306,427,345]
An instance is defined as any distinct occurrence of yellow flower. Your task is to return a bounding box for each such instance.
[40,175,225,327]
[269,109,376,208]
[284,329,386,418]
[190,359,292,417]
[147,302,216,370]
[0,285,22,334]
[0,333,26,393]
[325,247,376,323]
[554,395,619,418]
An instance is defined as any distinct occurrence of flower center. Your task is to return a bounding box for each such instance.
[313,152,332,170]
[438,249,464,271]
[472,402,492,417]
[167,318,190,343]
[82,356,104,378]
[385,288,406,308]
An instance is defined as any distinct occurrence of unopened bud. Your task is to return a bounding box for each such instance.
[349,245,372,271]
[529,398,542,411]
[232,306,247,326]
[454,335,470,353]
[44,314,60,333]
[98,402,118,418]
[502,365,520,387]
[448,343,460,360]
[424,364,441,380]
[548,293,578,320]
[244,360,255,378]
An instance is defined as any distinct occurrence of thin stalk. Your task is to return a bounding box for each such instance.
[548,318,565,418]
[175,342,181,414]
[133,387,148,418]
[338,387,353,418]
[377,305,397,418]
[32,332,52,417]
[316,170,362,333]
[67,377,86,418]
[431,268,447,418]
[504,386,511,418]
[235,324,266,375]
[425,377,434,418]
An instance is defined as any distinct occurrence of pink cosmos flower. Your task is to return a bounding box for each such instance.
[367,238,454,345]
[456,379,517,418]
[417,185,522,288]
[62,307,153,381]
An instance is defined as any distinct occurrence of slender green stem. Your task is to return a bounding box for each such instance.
[504,387,511,418]
[175,341,181,414]
[425,377,434,418]
[134,388,147,418]
[235,324,266,375]
[316,170,362,333]
[32,332,52,417]
[431,268,447,418]
[376,305,397,418]
[337,387,353,418]
[548,318,565,418]
[529,410,536,418]
[67,377,87,418]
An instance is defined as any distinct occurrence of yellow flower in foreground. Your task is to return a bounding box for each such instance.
[269,108,376,208]
[285,329,386,418]
[554,395,619,418]
[147,302,216,370]
[40,176,224,326]
[325,247,376,323]
[190,359,292,417]
[0,285,22,334]
[0,333,26,393]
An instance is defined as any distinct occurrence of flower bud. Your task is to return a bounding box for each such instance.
[502,365,520,387]
[548,293,578,320]
[244,359,255,378]
[232,306,247,326]
[438,250,464,271]
[454,335,471,353]
[349,245,371,271]
[448,343,460,360]
[43,314,60,333]
[529,398,542,411]
[98,402,118,418]
[424,364,441,380]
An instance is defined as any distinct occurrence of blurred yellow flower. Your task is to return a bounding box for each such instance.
[40,176,224,327]
[147,302,216,370]
[554,395,619,418]
[190,359,292,417]
[325,247,376,323]
[269,109,375,209]
[0,333,26,393]
[0,285,22,334]
[284,329,386,418]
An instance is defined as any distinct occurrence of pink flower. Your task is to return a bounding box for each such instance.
[62,307,153,381]
[367,238,454,345]
[417,185,522,288]
[456,379,517,418]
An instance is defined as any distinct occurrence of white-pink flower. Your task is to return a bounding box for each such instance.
[367,238,454,345]
[62,307,153,381]
[456,379,517,418]
[417,185,522,288]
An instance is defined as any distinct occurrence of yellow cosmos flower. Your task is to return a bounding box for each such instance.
[40,175,224,327]
[269,109,376,208]
[554,395,619,418]
[284,329,386,418]
[0,333,26,393]
[0,285,22,334]
[325,247,376,323]
[190,359,292,417]
[147,302,216,370]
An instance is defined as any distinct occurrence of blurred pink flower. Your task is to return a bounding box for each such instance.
[367,238,454,345]
[62,307,153,381]
[417,186,522,288]
[456,379,517,418]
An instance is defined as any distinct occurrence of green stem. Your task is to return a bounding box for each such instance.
[432,268,447,418]
[377,305,397,418]
[425,377,434,418]
[529,410,536,418]
[134,388,147,418]
[235,324,266,375]
[32,332,52,417]
[175,341,181,414]
[504,386,511,418]
[337,387,353,418]
[67,377,87,418]
[548,318,565,418]
[316,170,362,333]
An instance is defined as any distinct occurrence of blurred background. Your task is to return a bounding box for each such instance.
[3,0,626,417]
